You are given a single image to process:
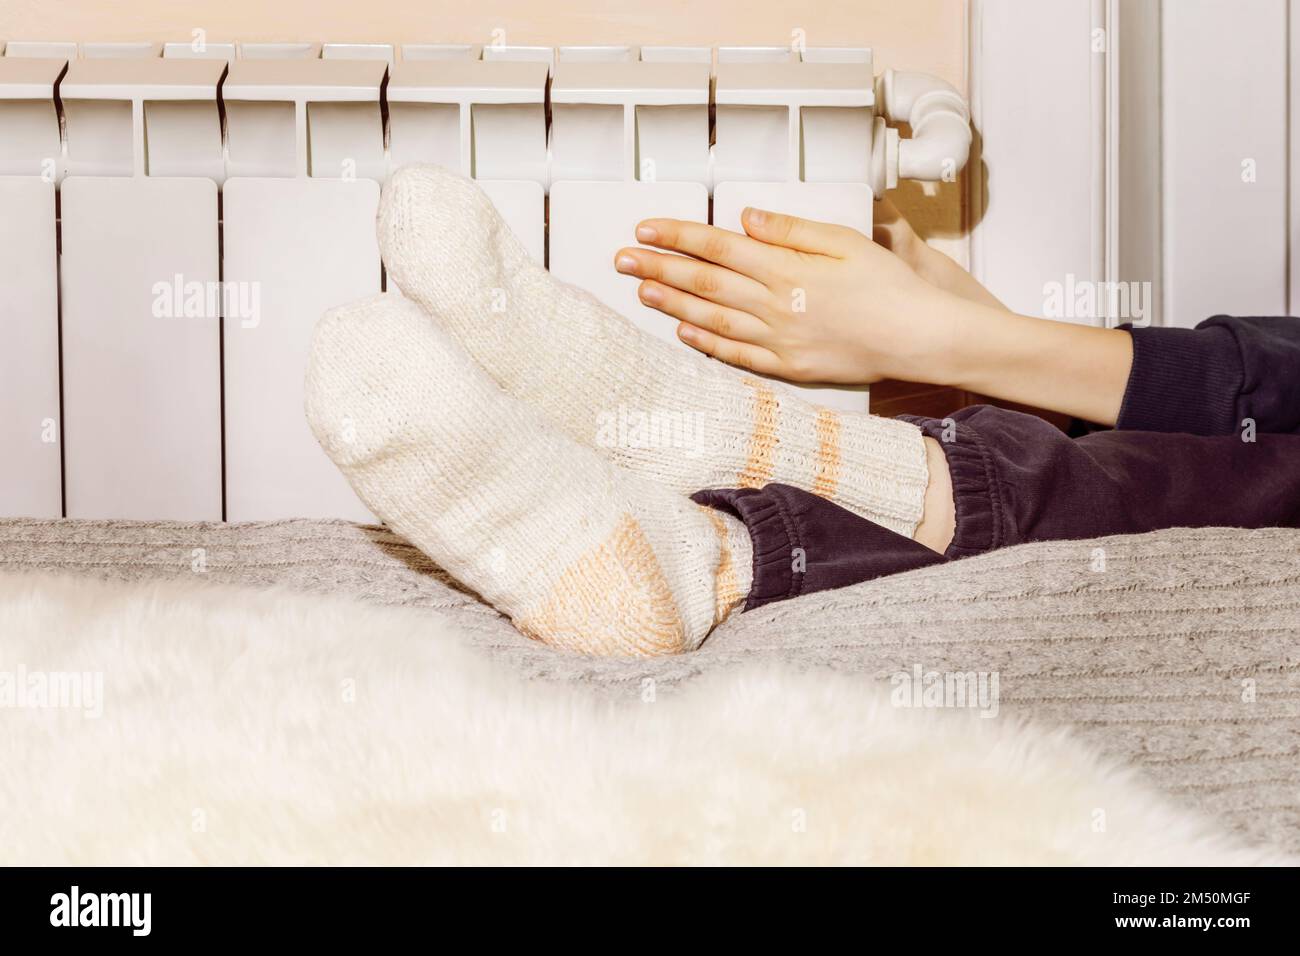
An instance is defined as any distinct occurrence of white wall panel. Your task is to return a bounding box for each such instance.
[969,0,1099,323]
[1163,0,1287,325]
[1289,0,1300,316]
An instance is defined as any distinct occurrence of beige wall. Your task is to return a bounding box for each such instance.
[1,0,967,242]
[1,0,964,85]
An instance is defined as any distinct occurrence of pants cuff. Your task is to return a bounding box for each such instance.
[692,483,945,610]
[1117,323,1243,435]
[897,414,1004,559]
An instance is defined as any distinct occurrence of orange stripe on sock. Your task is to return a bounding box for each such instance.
[739,379,779,488]
[812,408,842,498]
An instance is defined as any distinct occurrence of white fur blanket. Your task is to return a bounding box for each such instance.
[0,571,1287,865]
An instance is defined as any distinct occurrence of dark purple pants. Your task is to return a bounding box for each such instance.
[693,315,1300,610]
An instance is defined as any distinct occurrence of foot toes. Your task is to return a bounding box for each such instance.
[305,293,429,465]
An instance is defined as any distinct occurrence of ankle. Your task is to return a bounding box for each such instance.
[913,437,955,554]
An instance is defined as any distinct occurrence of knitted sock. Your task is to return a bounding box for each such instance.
[305,294,753,658]
[378,164,930,537]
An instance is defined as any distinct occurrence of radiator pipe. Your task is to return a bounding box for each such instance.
[875,67,972,184]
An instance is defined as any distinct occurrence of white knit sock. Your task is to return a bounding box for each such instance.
[378,164,930,537]
[305,294,753,658]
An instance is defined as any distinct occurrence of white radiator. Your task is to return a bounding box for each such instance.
[0,40,970,522]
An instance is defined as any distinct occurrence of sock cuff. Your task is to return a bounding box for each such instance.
[820,412,929,538]
[727,381,929,538]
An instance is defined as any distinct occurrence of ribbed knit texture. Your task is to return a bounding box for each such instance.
[303,294,751,657]
[1117,323,1243,435]
[6,519,1297,853]
[377,164,929,538]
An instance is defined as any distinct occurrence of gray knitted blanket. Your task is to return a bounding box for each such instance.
[2,518,1298,852]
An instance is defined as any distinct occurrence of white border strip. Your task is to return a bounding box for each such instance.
[967,0,1108,324]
